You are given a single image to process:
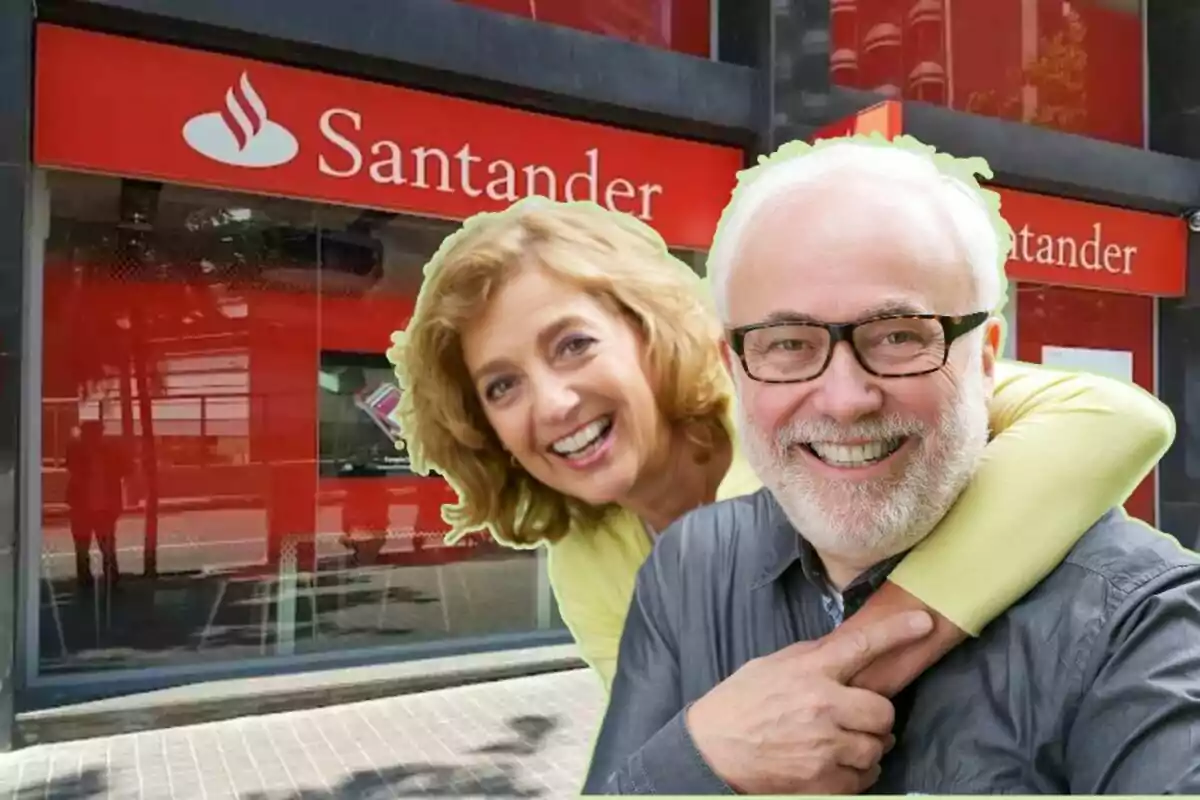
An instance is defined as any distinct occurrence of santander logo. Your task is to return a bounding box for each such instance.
[174,71,667,222]
[182,72,299,168]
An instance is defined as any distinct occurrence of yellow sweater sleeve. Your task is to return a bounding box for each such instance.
[546,514,650,693]
[888,359,1175,636]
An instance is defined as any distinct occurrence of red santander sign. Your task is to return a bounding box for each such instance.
[995,187,1185,297]
[34,24,743,250]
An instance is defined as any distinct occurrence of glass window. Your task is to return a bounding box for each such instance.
[830,0,1144,146]
[36,172,564,676]
[455,0,713,58]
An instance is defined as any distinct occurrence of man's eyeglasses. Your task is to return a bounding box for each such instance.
[725,311,991,384]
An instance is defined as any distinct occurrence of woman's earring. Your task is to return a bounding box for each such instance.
[510,454,519,468]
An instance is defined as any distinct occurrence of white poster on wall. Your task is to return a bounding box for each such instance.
[1041,346,1135,384]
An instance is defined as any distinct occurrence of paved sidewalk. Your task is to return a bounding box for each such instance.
[1,669,605,799]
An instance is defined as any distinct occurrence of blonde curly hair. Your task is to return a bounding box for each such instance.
[386,198,732,547]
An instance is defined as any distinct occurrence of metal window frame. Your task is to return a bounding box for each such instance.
[17,171,48,695]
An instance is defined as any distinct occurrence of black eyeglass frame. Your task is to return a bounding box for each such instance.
[726,311,992,384]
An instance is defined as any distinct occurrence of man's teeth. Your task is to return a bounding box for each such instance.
[551,417,612,457]
[808,439,904,467]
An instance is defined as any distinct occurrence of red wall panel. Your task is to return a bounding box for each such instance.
[456,0,711,57]
[1014,284,1157,524]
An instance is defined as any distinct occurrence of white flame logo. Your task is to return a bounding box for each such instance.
[182,72,299,168]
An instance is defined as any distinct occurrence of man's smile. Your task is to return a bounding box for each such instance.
[803,437,907,467]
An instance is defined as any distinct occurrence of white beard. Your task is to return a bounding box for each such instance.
[737,365,991,566]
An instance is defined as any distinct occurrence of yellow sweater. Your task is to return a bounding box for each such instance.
[547,360,1175,691]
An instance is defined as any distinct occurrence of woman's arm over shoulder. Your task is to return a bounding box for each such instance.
[889,359,1175,636]
[989,358,1174,459]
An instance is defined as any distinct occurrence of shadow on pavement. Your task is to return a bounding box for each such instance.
[12,757,549,800]
[241,714,565,799]
[14,766,107,799]
[474,714,560,756]
[241,761,544,798]
[12,714,568,799]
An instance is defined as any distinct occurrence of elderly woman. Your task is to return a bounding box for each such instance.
[386,198,1172,696]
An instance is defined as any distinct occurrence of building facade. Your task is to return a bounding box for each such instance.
[2,0,1199,750]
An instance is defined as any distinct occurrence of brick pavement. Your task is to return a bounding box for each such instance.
[0,669,605,800]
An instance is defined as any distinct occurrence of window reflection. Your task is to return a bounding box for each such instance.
[39,174,564,675]
[830,0,1144,146]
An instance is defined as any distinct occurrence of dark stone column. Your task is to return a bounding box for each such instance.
[1148,0,1200,547]
[1148,0,1200,159]
[722,0,843,155]
[764,0,837,151]
[743,1,889,156]
[1156,292,1200,550]
[1153,229,1200,549]
[0,0,32,752]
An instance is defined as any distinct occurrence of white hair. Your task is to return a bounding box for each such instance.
[707,137,1010,321]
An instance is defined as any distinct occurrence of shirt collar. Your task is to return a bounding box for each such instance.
[751,489,906,600]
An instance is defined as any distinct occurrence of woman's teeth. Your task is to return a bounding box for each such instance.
[551,416,613,459]
[807,438,905,467]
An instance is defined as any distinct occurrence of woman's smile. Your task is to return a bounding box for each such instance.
[548,414,616,468]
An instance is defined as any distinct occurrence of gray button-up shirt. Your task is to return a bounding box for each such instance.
[582,488,1200,795]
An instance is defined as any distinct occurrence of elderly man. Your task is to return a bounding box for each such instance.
[580,137,1200,796]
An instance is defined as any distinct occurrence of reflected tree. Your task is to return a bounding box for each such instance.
[44,178,298,578]
[963,6,1088,135]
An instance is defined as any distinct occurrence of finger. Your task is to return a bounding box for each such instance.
[772,638,822,661]
[835,731,887,771]
[855,763,883,793]
[849,612,964,697]
[828,685,896,734]
[816,611,934,683]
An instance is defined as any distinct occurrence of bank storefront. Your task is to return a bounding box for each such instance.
[22,23,742,706]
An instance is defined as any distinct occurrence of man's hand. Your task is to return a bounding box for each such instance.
[685,611,934,796]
